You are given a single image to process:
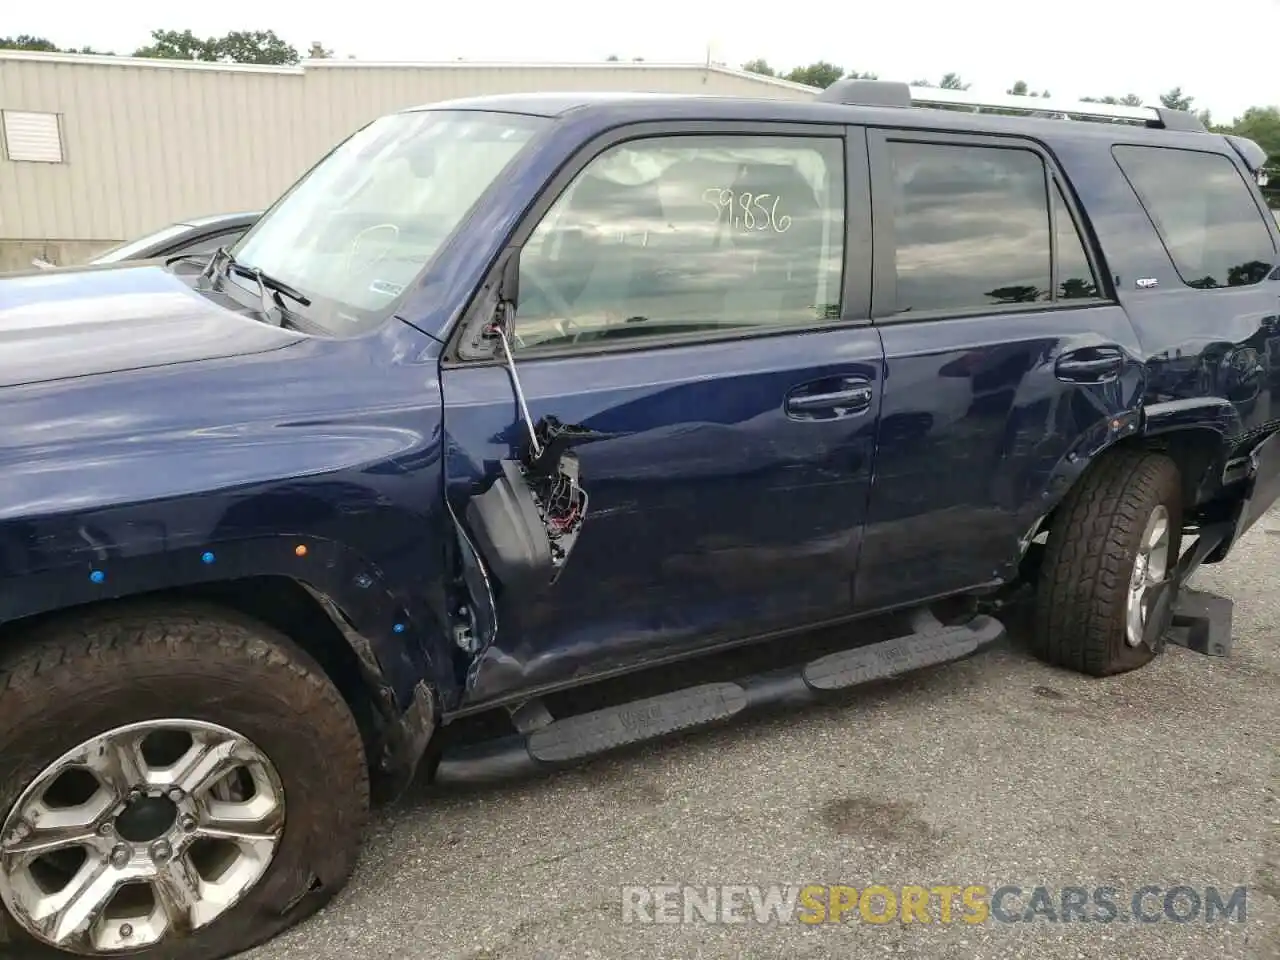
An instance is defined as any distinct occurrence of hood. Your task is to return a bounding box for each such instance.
[0,263,305,388]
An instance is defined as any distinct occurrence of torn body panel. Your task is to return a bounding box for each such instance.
[302,584,438,800]
[1205,421,1280,561]
[447,306,601,694]
[461,322,595,592]
[466,416,594,593]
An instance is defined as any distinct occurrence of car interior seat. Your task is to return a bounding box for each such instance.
[719,161,828,326]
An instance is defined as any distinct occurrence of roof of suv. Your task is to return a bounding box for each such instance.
[406,86,1223,150]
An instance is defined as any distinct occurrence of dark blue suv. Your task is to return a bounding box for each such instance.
[0,79,1277,959]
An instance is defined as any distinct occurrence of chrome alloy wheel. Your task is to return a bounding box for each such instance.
[0,719,285,954]
[1126,504,1173,648]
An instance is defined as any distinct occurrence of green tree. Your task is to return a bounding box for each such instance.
[133,28,298,65]
[1081,93,1145,106]
[133,29,217,60]
[1227,105,1280,201]
[1007,80,1050,98]
[0,34,59,51]
[913,73,970,90]
[785,61,844,88]
[213,30,298,65]
[1159,86,1193,111]
[780,63,877,88]
[1229,106,1280,161]
[0,35,112,54]
[742,58,775,77]
[307,41,333,59]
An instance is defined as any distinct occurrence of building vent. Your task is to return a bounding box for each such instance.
[2,111,64,163]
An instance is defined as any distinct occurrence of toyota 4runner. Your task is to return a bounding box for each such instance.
[0,78,1277,959]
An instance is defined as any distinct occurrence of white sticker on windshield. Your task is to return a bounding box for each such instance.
[369,279,405,297]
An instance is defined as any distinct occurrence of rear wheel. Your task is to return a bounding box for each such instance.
[1032,450,1183,676]
[0,603,369,959]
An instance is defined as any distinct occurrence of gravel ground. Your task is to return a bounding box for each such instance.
[248,515,1280,960]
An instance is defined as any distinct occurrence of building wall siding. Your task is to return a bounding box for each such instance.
[0,55,817,260]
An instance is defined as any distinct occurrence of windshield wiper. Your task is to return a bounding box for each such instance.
[229,261,310,308]
[203,246,311,325]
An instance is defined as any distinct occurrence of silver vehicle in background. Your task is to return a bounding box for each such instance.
[30,211,260,270]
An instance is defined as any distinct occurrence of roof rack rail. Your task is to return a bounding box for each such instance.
[814,79,1207,133]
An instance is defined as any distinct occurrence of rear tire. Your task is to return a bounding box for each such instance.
[0,602,369,959]
[1032,450,1183,676]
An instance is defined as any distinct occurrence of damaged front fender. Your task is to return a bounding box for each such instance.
[303,584,438,803]
[442,308,618,709]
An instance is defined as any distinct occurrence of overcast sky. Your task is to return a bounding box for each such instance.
[10,0,1279,122]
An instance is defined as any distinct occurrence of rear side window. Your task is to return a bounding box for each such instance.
[1113,145,1275,289]
[1055,183,1100,299]
[885,141,1100,313]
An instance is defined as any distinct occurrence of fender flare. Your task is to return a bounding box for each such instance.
[1021,398,1241,540]
[0,533,451,727]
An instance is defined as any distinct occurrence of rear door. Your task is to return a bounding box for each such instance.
[854,129,1145,612]
[441,121,883,706]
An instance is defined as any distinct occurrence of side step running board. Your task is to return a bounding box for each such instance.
[433,609,1006,785]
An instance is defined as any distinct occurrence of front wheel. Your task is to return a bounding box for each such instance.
[1031,450,1183,676]
[0,604,369,959]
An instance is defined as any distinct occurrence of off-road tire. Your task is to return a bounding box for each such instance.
[0,602,369,960]
[1032,450,1183,676]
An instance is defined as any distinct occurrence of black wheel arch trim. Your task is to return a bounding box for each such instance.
[1024,396,1280,575]
[1015,399,1235,559]
[0,534,449,798]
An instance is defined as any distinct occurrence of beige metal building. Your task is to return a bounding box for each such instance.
[0,52,817,271]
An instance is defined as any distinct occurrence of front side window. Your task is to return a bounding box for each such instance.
[1112,145,1276,289]
[511,134,846,352]
[232,109,547,334]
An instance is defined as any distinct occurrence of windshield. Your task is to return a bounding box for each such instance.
[93,224,192,263]
[229,109,548,334]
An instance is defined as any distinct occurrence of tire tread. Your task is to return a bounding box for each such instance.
[1032,449,1182,676]
[0,601,369,960]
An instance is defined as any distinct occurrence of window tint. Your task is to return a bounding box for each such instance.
[1054,183,1101,299]
[888,142,1052,311]
[512,135,845,351]
[1113,145,1275,289]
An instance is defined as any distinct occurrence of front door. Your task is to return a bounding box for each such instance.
[441,123,883,707]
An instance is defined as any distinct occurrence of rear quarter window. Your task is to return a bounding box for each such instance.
[1112,145,1276,289]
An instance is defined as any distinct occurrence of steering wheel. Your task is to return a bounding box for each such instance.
[345,223,400,283]
[519,261,584,344]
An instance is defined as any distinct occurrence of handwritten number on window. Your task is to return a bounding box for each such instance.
[702,188,792,233]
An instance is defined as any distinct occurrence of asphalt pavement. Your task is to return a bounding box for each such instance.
[248,513,1280,960]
